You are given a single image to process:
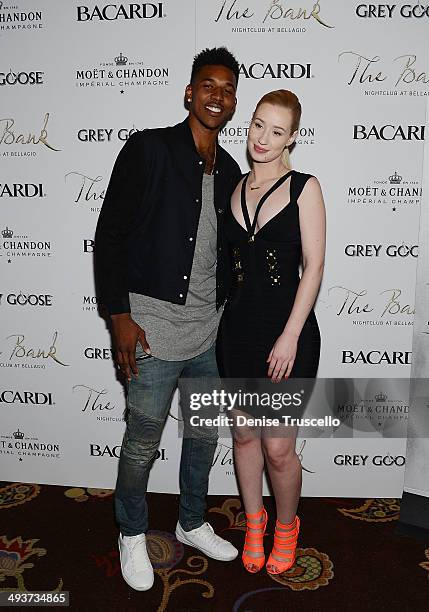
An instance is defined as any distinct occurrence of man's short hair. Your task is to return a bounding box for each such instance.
[190,47,240,85]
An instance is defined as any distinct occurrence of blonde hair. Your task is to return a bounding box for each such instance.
[253,90,301,170]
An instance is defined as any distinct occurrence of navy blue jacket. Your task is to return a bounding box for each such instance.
[94,118,242,315]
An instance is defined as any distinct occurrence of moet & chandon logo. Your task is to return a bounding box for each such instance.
[219,121,315,145]
[346,170,422,211]
[0,226,53,263]
[76,52,169,91]
[0,2,44,33]
[0,428,61,461]
[335,386,409,432]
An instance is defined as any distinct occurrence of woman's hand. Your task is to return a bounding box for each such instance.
[267,331,298,382]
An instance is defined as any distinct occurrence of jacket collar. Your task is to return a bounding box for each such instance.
[172,117,231,172]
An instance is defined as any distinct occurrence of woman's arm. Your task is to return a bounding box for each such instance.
[267,176,326,381]
[283,175,326,337]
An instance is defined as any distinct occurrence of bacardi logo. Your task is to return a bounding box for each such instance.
[341,350,412,365]
[0,183,45,197]
[90,443,167,459]
[239,61,312,79]
[77,3,165,21]
[353,124,425,140]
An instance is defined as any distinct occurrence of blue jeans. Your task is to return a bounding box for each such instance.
[115,344,219,536]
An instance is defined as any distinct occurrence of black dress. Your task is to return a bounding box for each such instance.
[218,170,321,379]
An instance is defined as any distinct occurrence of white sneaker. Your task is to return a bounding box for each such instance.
[118,533,154,591]
[175,521,238,561]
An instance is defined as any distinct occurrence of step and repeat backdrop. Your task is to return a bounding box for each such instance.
[1,1,428,495]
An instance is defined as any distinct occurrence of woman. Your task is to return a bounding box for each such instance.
[218,90,326,574]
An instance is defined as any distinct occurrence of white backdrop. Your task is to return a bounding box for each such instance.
[1,0,428,495]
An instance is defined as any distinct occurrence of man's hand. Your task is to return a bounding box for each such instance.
[110,313,151,382]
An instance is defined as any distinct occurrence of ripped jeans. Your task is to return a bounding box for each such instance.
[115,344,219,536]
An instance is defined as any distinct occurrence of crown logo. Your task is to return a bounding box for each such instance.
[13,428,24,439]
[2,227,13,238]
[389,171,402,184]
[114,52,128,66]
[375,392,387,402]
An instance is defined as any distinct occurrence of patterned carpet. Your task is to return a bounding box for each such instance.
[1,482,428,611]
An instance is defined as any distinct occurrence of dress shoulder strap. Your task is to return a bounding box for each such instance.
[290,171,313,203]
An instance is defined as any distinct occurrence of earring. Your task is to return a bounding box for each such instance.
[187,98,192,103]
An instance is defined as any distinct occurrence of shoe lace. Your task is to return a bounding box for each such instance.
[128,536,150,570]
[201,523,223,551]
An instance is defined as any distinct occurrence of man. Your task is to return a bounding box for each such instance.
[94,47,242,591]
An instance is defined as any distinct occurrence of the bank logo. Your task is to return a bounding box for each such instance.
[0,113,60,156]
[321,285,415,328]
[214,0,334,34]
[76,52,169,92]
[73,384,124,423]
[65,171,105,214]
[0,330,69,369]
[339,51,429,96]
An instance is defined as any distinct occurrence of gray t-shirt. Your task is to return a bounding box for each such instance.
[129,173,221,360]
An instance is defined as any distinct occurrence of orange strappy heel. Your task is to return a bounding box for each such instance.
[266,515,300,574]
[242,507,267,573]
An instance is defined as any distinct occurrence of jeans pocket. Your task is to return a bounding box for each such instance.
[135,343,153,362]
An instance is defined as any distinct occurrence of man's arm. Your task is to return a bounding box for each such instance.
[94,131,145,314]
[94,132,150,380]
